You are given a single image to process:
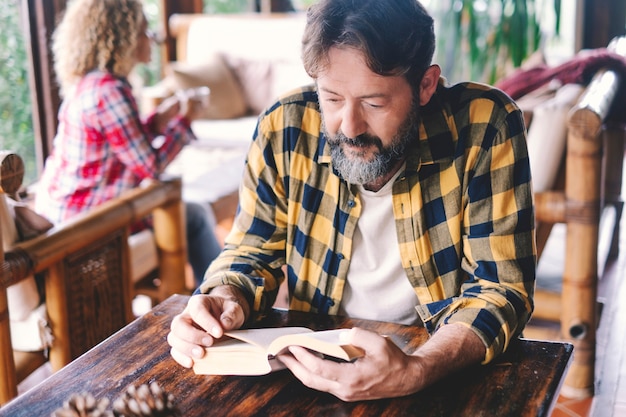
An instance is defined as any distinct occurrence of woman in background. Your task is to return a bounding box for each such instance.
[35,0,221,287]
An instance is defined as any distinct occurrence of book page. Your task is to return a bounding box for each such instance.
[194,327,364,375]
[193,346,283,375]
[223,327,314,350]
[268,329,364,361]
[193,328,313,376]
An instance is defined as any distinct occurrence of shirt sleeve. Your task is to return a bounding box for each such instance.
[426,100,536,364]
[96,80,194,179]
[198,111,287,313]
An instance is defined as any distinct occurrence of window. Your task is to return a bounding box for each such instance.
[133,0,257,89]
[204,0,252,13]
[0,1,37,185]
[133,0,164,88]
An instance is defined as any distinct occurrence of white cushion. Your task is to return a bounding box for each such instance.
[128,229,159,283]
[181,13,310,119]
[167,144,247,204]
[185,13,307,66]
[164,117,254,203]
[190,117,258,148]
[221,54,313,115]
[7,278,40,322]
[526,84,585,192]
[0,195,18,251]
[271,61,314,98]
[10,303,53,352]
[164,56,249,119]
[1,195,42,322]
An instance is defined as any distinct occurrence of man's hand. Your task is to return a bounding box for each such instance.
[276,323,486,402]
[277,327,420,401]
[167,285,250,368]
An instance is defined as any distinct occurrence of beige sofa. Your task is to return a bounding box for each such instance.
[144,13,312,207]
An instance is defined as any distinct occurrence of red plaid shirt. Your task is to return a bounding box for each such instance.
[35,71,194,226]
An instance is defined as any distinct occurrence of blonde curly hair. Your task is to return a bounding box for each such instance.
[53,0,144,97]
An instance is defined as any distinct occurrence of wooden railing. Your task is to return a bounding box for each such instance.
[0,176,187,405]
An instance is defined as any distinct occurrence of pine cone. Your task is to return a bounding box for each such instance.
[51,392,112,417]
[112,382,178,417]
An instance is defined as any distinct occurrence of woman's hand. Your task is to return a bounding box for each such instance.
[150,87,209,133]
[178,87,210,122]
[151,95,181,133]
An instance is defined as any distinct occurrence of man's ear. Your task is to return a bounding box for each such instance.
[418,65,441,106]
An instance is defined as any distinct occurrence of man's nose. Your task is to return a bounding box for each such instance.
[340,104,367,139]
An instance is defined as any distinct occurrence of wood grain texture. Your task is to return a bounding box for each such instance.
[0,294,573,417]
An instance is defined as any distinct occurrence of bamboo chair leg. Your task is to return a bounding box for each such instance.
[0,289,18,404]
[533,191,566,322]
[45,264,72,371]
[561,116,603,399]
[562,223,599,398]
[535,222,554,259]
[152,199,187,301]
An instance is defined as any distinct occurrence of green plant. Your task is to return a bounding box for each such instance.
[431,0,560,84]
[0,0,37,184]
[133,0,163,87]
[292,0,318,10]
[204,0,251,13]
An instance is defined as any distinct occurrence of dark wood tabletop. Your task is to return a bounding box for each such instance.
[1,294,573,417]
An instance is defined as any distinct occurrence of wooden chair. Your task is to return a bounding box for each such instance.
[0,154,187,405]
[529,36,626,398]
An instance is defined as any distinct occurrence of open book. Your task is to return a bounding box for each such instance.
[193,327,365,376]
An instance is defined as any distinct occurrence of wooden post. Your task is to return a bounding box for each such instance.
[0,285,19,404]
[152,177,187,300]
[0,152,24,403]
[22,0,67,166]
[159,0,204,75]
[561,87,606,398]
[45,263,72,371]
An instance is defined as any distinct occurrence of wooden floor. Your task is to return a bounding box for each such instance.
[589,241,626,417]
[538,231,626,417]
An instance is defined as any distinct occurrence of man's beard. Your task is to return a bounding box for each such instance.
[324,104,419,186]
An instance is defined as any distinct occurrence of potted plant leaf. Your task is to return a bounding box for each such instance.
[431,0,561,84]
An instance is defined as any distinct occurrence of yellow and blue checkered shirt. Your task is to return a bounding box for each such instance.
[201,81,536,363]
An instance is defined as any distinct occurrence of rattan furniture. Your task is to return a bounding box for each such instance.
[0,164,187,405]
[531,37,626,398]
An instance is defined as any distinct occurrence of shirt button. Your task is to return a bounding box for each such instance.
[347,200,356,208]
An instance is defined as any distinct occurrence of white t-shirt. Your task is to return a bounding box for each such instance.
[339,169,419,325]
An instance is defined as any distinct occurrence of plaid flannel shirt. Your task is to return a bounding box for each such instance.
[35,71,194,225]
[200,81,536,363]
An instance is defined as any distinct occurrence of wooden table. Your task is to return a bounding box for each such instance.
[1,294,573,416]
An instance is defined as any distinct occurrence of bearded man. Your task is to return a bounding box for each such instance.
[167,0,536,401]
